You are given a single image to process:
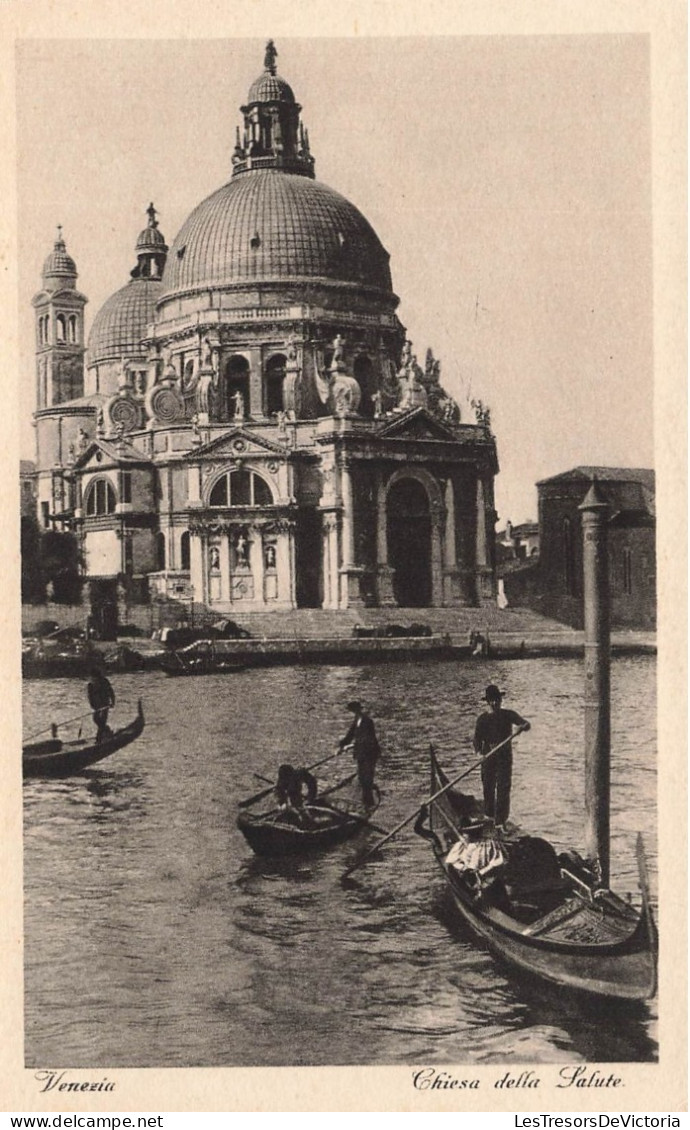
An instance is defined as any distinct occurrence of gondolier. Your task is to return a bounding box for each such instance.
[473,684,530,832]
[339,701,381,810]
[87,667,115,743]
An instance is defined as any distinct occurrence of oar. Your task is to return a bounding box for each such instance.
[341,727,527,879]
[24,708,95,743]
[238,747,347,808]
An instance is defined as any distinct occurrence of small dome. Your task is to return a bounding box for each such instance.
[246,71,295,105]
[136,225,168,253]
[43,228,76,280]
[87,279,161,366]
[160,170,393,299]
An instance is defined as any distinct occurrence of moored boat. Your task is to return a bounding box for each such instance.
[23,700,145,778]
[424,746,657,1002]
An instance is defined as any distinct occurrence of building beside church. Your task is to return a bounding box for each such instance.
[31,41,499,613]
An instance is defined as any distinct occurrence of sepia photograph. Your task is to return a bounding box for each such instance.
[6,9,686,1114]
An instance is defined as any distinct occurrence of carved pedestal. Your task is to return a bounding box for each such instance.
[376,565,397,607]
[339,565,367,608]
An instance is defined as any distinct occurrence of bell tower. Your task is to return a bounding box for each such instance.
[32,227,87,409]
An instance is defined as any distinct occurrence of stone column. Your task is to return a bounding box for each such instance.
[442,477,462,605]
[476,475,496,604]
[430,497,445,607]
[375,469,396,606]
[190,531,205,607]
[219,531,231,603]
[250,525,265,606]
[338,459,364,607]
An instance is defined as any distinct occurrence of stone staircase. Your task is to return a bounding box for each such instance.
[217,606,579,644]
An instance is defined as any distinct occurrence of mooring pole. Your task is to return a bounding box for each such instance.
[579,480,611,887]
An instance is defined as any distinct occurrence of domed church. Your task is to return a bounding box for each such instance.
[33,42,499,611]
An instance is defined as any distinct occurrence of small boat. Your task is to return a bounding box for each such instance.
[158,640,249,677]
[237,801,372,855]
[23,700,145,778]
[425,748,657,1002]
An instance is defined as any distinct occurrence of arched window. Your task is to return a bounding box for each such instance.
[223,355,251,421]
[354,354,376,417]
[68,316,77,343]
[56,314,66,342]
[209,469,274,507]
[85,478,116,516]
[180,531,190,571]
[264,354,286,415]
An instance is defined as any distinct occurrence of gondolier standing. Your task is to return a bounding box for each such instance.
[87,667,115,743]
[474,684,530,832]
[339,701,381,810]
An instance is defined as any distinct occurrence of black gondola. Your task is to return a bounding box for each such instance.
[425,745,657,1002]
[23,701,145,778]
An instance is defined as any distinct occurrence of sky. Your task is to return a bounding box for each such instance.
[16,35,654,525]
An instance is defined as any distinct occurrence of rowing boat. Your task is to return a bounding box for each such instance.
[237,801,373,855]
[23,700,145,778]
[424,745,657,1001]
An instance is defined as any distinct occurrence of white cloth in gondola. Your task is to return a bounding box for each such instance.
[446,837,507,879]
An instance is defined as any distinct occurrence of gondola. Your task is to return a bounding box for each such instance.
[237,801,372,855]
[425,745,657,1002]
[23,700,145,778]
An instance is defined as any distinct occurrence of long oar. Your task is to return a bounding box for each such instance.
[24,708,96,743]
[341,727,527,879]
[239,747,347,808]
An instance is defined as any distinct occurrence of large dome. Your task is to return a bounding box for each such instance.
[87,279,161,366]
[159,170,394,300]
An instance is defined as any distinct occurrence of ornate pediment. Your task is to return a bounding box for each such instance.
[376,407,459,442]
[184,427,289,462]
[72,438,150,471]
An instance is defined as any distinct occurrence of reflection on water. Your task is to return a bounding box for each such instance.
[23,658,657,1067]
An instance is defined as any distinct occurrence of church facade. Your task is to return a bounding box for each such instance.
[32,42,499,612]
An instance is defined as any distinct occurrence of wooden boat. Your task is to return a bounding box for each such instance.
[158,641,249,677]
[424,745,657,1002]
[237,798,378,855]
[23,700,145,778]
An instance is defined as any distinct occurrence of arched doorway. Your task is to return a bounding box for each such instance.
[386,477,432,607]
[223,355,250,420]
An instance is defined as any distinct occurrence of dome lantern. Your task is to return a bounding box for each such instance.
[232,41,315,179]
[42,226,78,289]
[131,203,168,280]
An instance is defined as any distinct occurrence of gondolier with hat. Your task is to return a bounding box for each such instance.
[474,684,530,834]
[87,666,115,743]
[339,701,381,810]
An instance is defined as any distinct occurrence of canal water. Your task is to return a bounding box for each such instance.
[23,656,657,1068]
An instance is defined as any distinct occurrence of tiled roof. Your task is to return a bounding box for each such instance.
[160,170,393,298]
[87,279,162,365]
[537,466,655,491]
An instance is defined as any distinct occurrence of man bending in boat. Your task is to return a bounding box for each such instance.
[473,684,530,834]
[87,667,116,743]
[275,763,318,825]
[339,701,381,810]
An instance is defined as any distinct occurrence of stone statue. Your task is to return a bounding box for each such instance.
[96,410,105,438]
[232,389,245,421]
[135,371,147,397]
[235,532,249,567]
[195,370,213,418]
[331,333,345,371]
[372,390,383,418]
[471,398,491,428]
[77,427,89,453]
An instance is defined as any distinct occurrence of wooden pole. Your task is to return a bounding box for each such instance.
[579,479,611,887]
